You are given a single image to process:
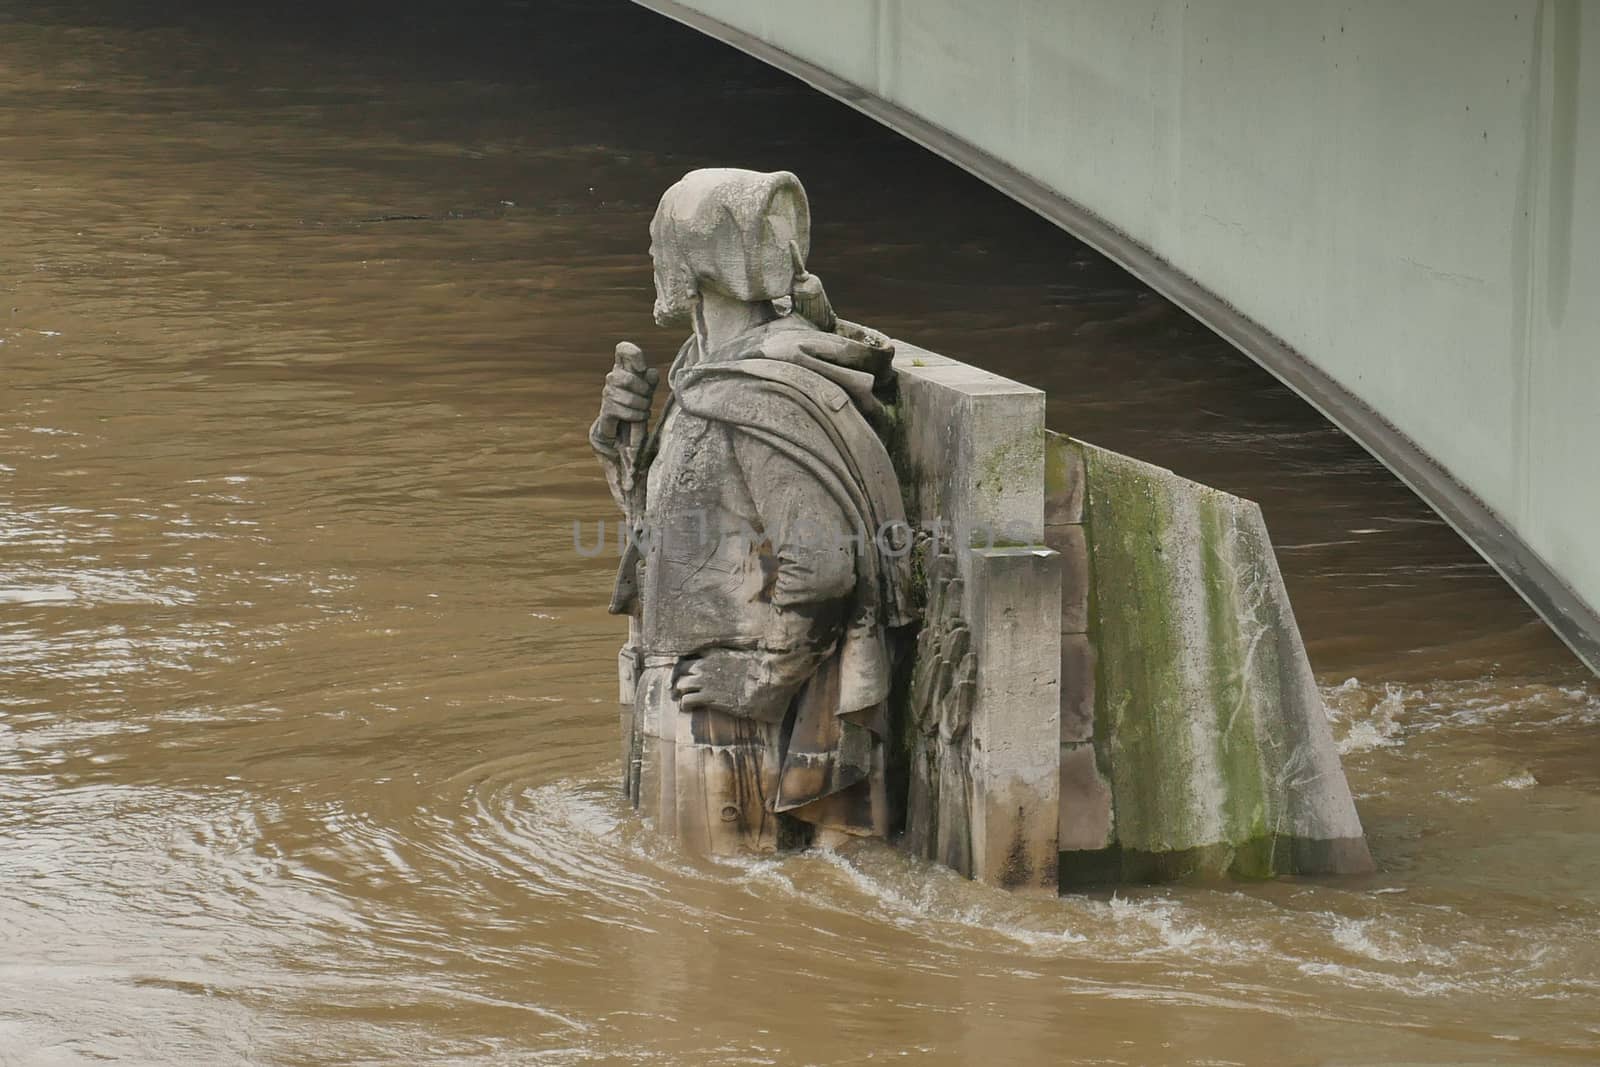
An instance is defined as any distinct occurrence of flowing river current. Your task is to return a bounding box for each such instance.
[2,2,1598,1063]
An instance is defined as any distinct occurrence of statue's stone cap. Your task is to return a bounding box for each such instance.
[650,168,810,307]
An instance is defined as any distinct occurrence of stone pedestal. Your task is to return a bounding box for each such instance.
[965,546,1062,890]
[893,342,1062,891]
[885,350,1370,890]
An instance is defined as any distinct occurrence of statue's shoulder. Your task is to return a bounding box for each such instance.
[681,355,852,417]
[753,316,895,383]
[678,315,895,432]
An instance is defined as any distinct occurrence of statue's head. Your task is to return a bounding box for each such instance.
[648,168,811,327]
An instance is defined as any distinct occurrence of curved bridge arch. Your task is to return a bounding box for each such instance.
[635,0,1600,675]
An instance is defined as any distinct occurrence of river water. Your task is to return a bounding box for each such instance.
[2,2,1597,1063]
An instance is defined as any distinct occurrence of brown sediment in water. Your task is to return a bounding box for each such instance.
[2,1,1597,1063]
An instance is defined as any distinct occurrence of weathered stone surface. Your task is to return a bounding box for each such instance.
[632,664,678,838]
[1044,432,1085,526]
[1062,434,1373,879]
[1045,523,1090,635]
[597,169,912,855]
[902,547,977,873]
[1058,741,1113,852]
[967,546,1061,891]
[674,707,783,855]
[1059,633,1096,744]
[892,350,1061,890]
[596,169,1364,893]
[892,342,1046,554]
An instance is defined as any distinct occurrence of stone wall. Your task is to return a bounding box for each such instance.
[1049,433,1374,884]
[885,347,1371,890]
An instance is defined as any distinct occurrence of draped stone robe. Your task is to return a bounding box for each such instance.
[612,314,911,851]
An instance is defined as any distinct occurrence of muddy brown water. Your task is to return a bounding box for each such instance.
[2,2,1598,1063]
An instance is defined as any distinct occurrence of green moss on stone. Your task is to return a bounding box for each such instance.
[1198,492,1272,876]
[1044,433,1074,499]
[1081,448,1194,854]
[1064,438,1367,885]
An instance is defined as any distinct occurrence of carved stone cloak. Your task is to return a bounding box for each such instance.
[618,315,913,819]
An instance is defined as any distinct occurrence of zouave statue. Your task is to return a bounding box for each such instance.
[591,168,912,854]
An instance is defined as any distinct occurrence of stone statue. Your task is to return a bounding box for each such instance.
[591,168,1372,887]
[592,168,913,854]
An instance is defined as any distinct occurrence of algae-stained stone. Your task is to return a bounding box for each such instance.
[1077,442,1372,879]
[1044,430,1085,526]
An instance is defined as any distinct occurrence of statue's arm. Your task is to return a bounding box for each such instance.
[588,418,631,514]
[673,433,856,721]
[734,433,856,605]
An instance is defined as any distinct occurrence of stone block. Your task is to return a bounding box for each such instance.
[966,546,1061,891]
[887,340,958,368]
[893,343,1059,891]
[1057,741,1113,851]
[1044,432,1085,525]
[1059,632,1096,743]
[893,344,1045,557]
[1078,441,1373,877]
[1045,523,1089,634]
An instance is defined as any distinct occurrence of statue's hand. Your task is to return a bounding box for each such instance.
[671,649,791,722]
[592,342,659,453]
[787,240,836,332]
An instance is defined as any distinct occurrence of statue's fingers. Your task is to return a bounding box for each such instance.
[604,393,650,419]
[603,383,652,409]
[670,663,704,696]
[602,391,650,415]
[606,368,653,396]
[602,400,649,426]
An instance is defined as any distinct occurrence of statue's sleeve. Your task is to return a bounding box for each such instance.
[588,416,631,515]
[732,432,857,606]
[731,430,856,665]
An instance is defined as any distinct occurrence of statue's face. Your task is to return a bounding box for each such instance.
[649,237,694,328]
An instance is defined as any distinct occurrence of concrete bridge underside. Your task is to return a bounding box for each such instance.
[634,0,1600,675]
